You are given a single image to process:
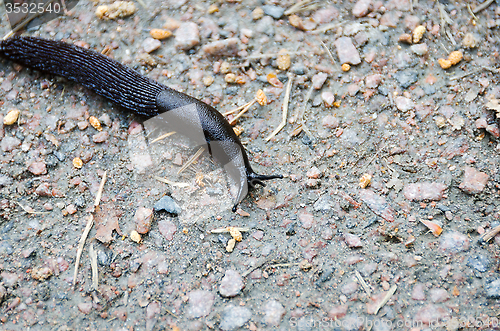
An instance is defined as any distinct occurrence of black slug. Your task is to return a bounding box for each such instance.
[0,36,282,212]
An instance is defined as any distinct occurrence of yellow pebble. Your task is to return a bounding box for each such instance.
[150,28,172,40]
[89,116,102,131]
[412,25,426,43]
[277,49,291,71]
[73,157,83,169]
[228,227,242,241]
[448,51,463,65]
[208,4,219,14]
[225,73,236,84]
[130,230,141,243]
[4,109,20,125]
[202,76,214,86]
[359,173,372,188]
[438,58,452,69]
[341,63,351,72]
[252,7,264,20]
[256,89,267,106]
[226,238,236,252]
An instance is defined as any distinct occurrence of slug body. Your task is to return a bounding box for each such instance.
[0,36,282,211]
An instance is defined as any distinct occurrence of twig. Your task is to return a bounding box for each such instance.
[211,226,251,233]
[89,242,98,291]
[319,39,336,64]
[467,4,478,21]
[229,99,257,125]
[291,84,313,124]
[483,66,500,73]
[355,270,372,296]
[481,225,500,242]
[15,201,49,215]
[437,3,456,45]
[284,0,318,15]
[265,74,294,142]
[473,0,495,13]
[246,51,307,60]
[150,131,175,144]
[310,21,345,34]
[94,171,107,207]
[374,285,397,315]
[165,308,178,319]
[135,0,146,8]
[223,100,254,116]
[177,147,205,175]
[73,215,94,289]
[268,263,299,268]
[153,176,189,188]
[242,257,273,277]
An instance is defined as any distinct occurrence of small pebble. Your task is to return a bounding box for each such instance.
[352,0,372,17]
[321,91,335,107]
[321,115,339,129]
[262,5,284,19]
[73,157,83,169]
[334,37,361,65]
[311,72,328,89]
[344,233,363,248]
[202,38,240,57]
[467,254,490,272]
[263,300,285,326]
[187,290,215,318]
[252,7,264,20]
[459,166,489,194]
[93,131,109,143]
[130,230,141,243]
[135,207,153,234]
[28,161,47,175]
[439,231,470,254]
[412,25,426,43]
[219,270,244,297]
[174,22,200,50]
[150,28,172,40]
[154,196,181,215]
[219,305,252,331]
[142,37,161,53]
[410,43,428,56]
[395,96,415,112]
[4,109,19,125]
[89,116,102,131]
[403,182,447,201]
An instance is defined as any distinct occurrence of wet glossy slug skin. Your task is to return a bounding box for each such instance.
[0,36,282,211]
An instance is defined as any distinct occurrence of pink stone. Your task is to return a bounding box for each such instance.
[158,220,176,241]
[365,74,382,88]
[28,161,47,175]
[175,22,200,50]
[403,182,447,201]
[352,0,372,17]
[322,115,339,129]
[135,207,154,234]
[202,38,240,56]
[311,72,328,89]
[334,37,361,65]
[344,233,363,248]
[306,166,321,179]
[459,166,489,194]
[299,212,315,229]
[92,131,109,143]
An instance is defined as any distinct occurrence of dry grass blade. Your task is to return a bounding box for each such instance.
[150,131,176,144]
[223,100,254,116]
[473,0,495,13]
[177,147,205,175]
[73,215,94,289]
[284,0,318,15]
[265,74,294,142]
[291,83,314,124]
[481,224,500,242]
[94,171,107,207]
[153,176,189,187]
[89,242,98,291]
[211,226,250,233]
[246,51,307,60]
[374,285,397,315]
[229,99,257,125]
[355,270,372,296]
[320,39,336,64]
[16,201,49,215]
[310,21,344,34]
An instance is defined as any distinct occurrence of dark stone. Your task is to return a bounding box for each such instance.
[394,71,418,88]
[154,196,181,215]
[467,254,490,272]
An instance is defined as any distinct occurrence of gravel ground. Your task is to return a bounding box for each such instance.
[1,0,500,330]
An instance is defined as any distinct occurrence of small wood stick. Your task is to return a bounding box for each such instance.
[223,100,254,116]
[265,74,294,142]
[481,224,500,242]
[229,99,257,125]
[73,215,94,289]
[150,131,176,144]
[94,171,107,207]
[355,270,372,296]
[177,147,205,175]
[153,176,189,187]
[374,285,397,315]
[89,242,98,291]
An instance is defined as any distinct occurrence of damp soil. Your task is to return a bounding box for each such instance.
[1,0,500,330]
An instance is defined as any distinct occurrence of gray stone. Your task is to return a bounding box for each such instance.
[262,5,285,19]
[219,305,252,330]
[154,196,181,215]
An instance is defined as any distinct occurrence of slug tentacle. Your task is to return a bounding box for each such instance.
[0,35,283,212]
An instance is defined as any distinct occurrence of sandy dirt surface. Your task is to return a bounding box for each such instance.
[1,0,500,330]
